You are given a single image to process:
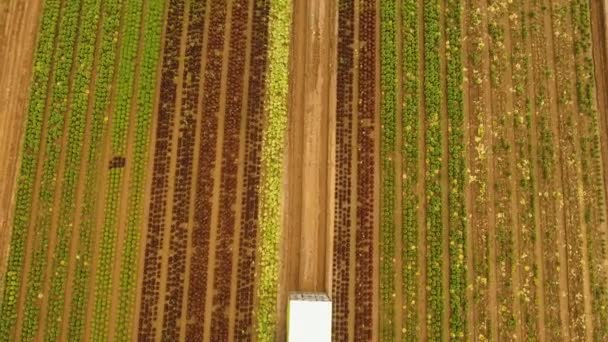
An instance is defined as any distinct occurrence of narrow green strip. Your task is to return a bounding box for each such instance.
[423,0,443,339]
[380,0,396,340]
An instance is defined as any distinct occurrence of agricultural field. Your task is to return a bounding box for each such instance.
[0,0,607,341]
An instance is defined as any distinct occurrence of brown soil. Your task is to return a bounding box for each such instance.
[0,0,44,292]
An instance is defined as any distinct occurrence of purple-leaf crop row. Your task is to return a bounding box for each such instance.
[233,0,270,339]
[185,0,227,339]
[137,0,184,339]
[159,0,204,339]
[210,0,249,339]
[332,0,354,340]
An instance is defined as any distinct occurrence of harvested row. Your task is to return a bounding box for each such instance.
[210,0,250,339]
[0,0,63,338]
[19,0,82,338]
[332,0,354,339]
[549,1,588,339]
[114,0,166,339]
[464,0,493,338]
[137,0,184,339]
[233,0,270,339]
[186,0,227,339]
[160,0,204,339]
[486,0,517,339]
[508,0,540,338]
[42,0,103,339]
[572,0,608,339]
[528,0,565,338]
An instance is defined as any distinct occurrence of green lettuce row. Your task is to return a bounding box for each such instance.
[20,0,83,339]
[43,0,103,339]
[66,0,123,338]
[445,0,466,339]
[0,0,62,339]
[91,0,144,339]
[401,0,420,339]
[423,0,443,339]
[114,0,165,340]
[255,0,292,339]
[380,0,396,340]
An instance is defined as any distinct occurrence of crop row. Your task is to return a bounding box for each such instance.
[184,0,225,339]
[486,1,516,340]
[91,0,144,339]
[255,0,291,338]
[379,0,396,339]
[20,0,82,338]
[114,0,166,340]
[43,0,102,339]
[550,2,589,340]
[465,0,492,339]
[137,0,184,339]
[233,0,270,339]
[159,0,205,340]
[210,0,249,340]
[445,0,466,339]
[66,0,123,338]
[0,0,62,338]
[401,0,421,340]
[332,0,354,340]
[423,0,443,339]
[354,1,376,341]
[528,1,563,338]
[571,0,608,339]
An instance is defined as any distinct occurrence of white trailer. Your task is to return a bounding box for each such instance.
[287,293,332,342]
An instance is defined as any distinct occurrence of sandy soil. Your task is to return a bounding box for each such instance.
[0,0,44,291]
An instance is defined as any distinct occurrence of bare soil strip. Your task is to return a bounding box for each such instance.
[0,0,44,291]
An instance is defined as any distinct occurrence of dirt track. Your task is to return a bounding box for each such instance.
[0,0,43,290]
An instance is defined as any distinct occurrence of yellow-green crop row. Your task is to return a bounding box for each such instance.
[66,0,123,338]
[379,0,396,340]
[43,0,102,340]
[423,0,443,339]
[91,0,144,339]
[0,0,63,339]
[255,0,291,340]
[20,0,83,339]
[114,0,165,340]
